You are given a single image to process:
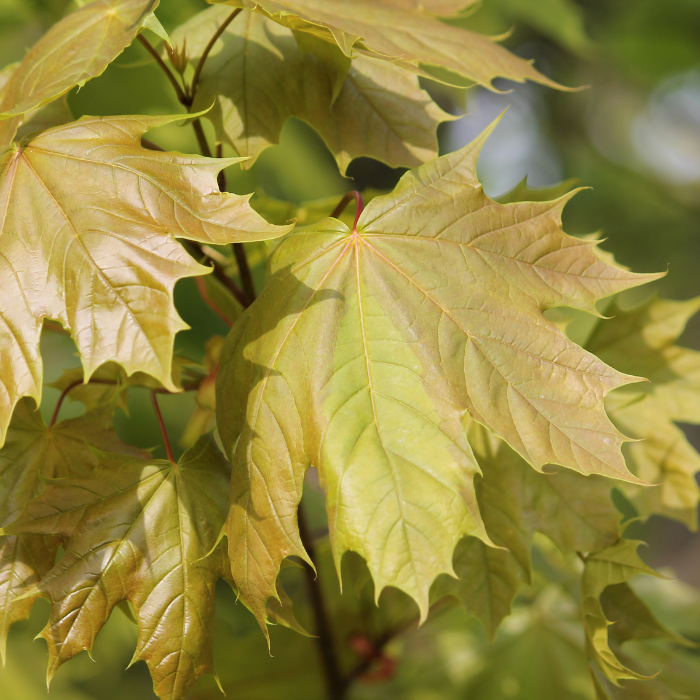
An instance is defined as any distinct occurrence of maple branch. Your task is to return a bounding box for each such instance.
[137,34,188,106]
[49,379,84,428]
[330,191,364,233]
[185,240,248,308]
[151,391,176,464]
[298,506,345,700]
[190,9,242,103]
[195,276,234,327]
[141,138,165,152]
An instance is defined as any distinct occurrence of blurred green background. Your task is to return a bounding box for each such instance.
[2,0,700,698]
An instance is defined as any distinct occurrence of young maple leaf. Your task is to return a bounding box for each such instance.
[0,114,291,448]
[210,0,568,89]
[588,295,700,528]
[2,435,230,700]
[431,421,620,640]
[177,7,452,172]
[0,0,160,149]
[0,398,146,664]
[216,119,661,633]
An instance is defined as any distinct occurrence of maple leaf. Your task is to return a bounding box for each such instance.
[581,541,670,687]
[216,119,659,632]
[175,7,451,172]
[209,0,568,90]
[0,113,291,448]
[587,296,700,528]
[0,0,160,149]
[3,434,231,700]
[432,421,620,638]
[0,397,144,664]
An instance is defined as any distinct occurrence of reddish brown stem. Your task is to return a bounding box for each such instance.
[298,506,345,700]
[151,391,176,464]
[137,34,188,105]
[195,276,234,327]
[49,379,84,428]
[331,191,364,233]
[190,9,242,103]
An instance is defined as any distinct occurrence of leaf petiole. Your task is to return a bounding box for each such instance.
[330,191,364,233]
[151,391,176,464]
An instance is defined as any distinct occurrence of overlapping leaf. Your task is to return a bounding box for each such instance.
[176,7,451,172]
[210,0,567,90]
[3,435,231,700]
[0,0,159,149]
[432,422,620,638]
[581,541,670,687]
[0,398,144,663]
[216,119,659,632]
[588,296,700,528]
[0,114,290,448]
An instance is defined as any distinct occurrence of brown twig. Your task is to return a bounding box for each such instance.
[151,391,176,464]
[49,379,84,428]
[298,506,346,700]
[190,9,242,103]
[137,34,188,105]
[195,277,234,327]
[141,138,165,152]
[191,118,213,157]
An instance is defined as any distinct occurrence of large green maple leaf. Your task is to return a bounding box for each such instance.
[216,120,660,632]
[209,0,567,89]
[0,397,145,664]
[3,435,231,700]
[176,7,450,172]
[0,0,159,149]
[0,114,290,448]
[587,296,700,528]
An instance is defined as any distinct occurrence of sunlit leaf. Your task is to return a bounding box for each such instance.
[216,119,658,632]
[588,296,700,528]
[0,397,144,665]
[176,7,451,172]
[0,113,290,448]
[4,435,231,700]
[209,0,568,89]
[0,0,160,149]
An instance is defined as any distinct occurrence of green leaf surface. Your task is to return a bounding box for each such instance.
[4,435,231,700]
[216,120,658,633]
[177,7,451,172]
[0,397,144,665]
[0,113,290,449]
[209,0,568,89]
[0,0,159,149]
[582,541,664,686]
[434,422,620,638]
[588,296,700,528]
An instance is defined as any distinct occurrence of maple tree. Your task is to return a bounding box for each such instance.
[1,1,699,700]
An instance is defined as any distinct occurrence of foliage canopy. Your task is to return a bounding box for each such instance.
[1,1,699,700]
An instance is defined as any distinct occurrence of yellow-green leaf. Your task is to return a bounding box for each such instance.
[178,7,451,172]
[216,120,658,633]
[4,434,231,700]
[433,422,619,638]
[0,397,144,664]
[582,541,663,686]
[0,0,159,149]
[588,296,700,528]
[209,0,568,89]
[0,114,290,448]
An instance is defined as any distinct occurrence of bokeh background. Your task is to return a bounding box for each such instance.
[1,0,700,698]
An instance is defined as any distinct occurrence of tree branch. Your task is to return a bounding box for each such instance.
[190,9,242,103]
[138,34,188,106]
[298,506,346,700]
